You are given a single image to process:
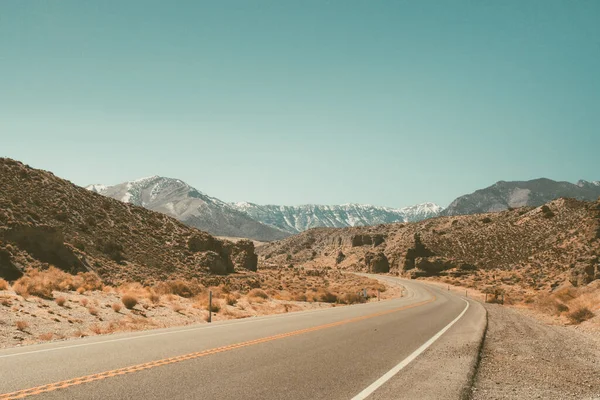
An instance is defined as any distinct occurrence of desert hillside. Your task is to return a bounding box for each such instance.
[0,158,258,285]
[259,197,600,297]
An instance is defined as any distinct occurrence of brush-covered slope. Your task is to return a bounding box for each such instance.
[260,197,600,290]
[0,159,258,285]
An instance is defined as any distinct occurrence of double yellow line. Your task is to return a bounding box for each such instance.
[0,296,435,399]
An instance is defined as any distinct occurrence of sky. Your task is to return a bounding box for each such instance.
[1,1,599,208]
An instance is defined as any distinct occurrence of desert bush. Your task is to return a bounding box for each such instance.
[248,289,269,299]
[171,303,185,313]
[121,294,138,309]
[0,279,9,290]
[102,240,126,263]
[225,295,237,306]
[111,303,122,313]
[15,320,28,331]
[567,307,595,324]
[12,267,103,299]
[55,296,67,307]
[88,307,99,316]
[317,290,338,303]
[38,332,54,341]
[292,293,307,302]
[80,298,89,307]
[155,280,202,298]
[340,293,366,304]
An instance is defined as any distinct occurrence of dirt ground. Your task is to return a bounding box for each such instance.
[471,304,600,400]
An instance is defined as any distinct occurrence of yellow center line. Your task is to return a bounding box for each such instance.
[0,296,435,399]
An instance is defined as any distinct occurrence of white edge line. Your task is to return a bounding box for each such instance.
[0,283,417,360]
[351,298,471,400]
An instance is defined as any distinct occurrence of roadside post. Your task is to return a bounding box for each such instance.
[377,289,380,301]
[208,290,212,323]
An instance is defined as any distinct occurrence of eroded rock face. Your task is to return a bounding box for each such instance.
[0,248,23,280]
[403,233,435,270]
[570,257,600,286]
[1,225,87,275]
[364,251,390,273]
[351,234,385,247]
[230,240,258,272]
[199,251,230,275]
[414,257,455,276]
[188,232,219,253]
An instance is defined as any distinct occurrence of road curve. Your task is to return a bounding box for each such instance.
[0,276,486,400]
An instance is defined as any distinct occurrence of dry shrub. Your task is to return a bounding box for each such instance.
[38,332,54,341]
[1,297,11,307]
[534,294,569,316]
[340,293,366,304]
[16,320,28,331]
[292,293,307,302]
[0,279,9,290]
[111,303,122,313]
[248,289,268,299]
[121,294,138,309]
[89,324,103,334]
[12,267,103,299]
[155,279,203,298]
[567,307,595,324]
[225,295,237,306]
[76,287,86,294]
[88,307,99,316]
[80,298,89,307]
[55,296,67,307]
[316,290,338,303]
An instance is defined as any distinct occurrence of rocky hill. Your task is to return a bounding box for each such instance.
[259,197,600,292]
[230,202,442,234]
[0,158,258,285]
[86,177,290,242]
[442,178,600,216]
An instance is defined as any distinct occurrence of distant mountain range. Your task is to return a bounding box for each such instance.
[86,178,441,240]
[87,176,599,241]
[230,202,442,234]
[86,176,289,242]
[442,178,600,216]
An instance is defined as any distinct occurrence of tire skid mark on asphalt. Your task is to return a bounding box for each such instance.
[0,296,435,400]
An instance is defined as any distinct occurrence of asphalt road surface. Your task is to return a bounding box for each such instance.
[0,276,486,400]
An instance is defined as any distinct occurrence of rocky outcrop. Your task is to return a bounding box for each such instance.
[403,233,435,270]
[1,225,87,275]
[351,234,385,247]
[364,251,390,273]
[570,257,600,287]
[230,240,258,272]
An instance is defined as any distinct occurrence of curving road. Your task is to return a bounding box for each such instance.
[0,276,486,400]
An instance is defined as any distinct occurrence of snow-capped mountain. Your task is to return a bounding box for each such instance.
[86,176,443,239]
[86,177,290,241]
[230,202,442,234]
[442,178,600,216]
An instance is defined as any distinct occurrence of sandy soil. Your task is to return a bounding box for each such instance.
[471,304,600,400]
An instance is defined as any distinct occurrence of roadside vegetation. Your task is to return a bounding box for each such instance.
[0,266,398,348]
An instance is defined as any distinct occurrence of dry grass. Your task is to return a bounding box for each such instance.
[15,320,28,331]
[80,298,89,307]
[121,294,138,310]
[111,303,122,313]
[0,279,9,290]
[12,267,103,299]
[88,307,99,316]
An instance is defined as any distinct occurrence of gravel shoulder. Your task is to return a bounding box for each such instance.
[471,304,600,399]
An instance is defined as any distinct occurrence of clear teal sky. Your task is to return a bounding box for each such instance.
[1,1,599,207]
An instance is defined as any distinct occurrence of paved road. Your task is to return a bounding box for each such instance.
[0,276,486,400]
